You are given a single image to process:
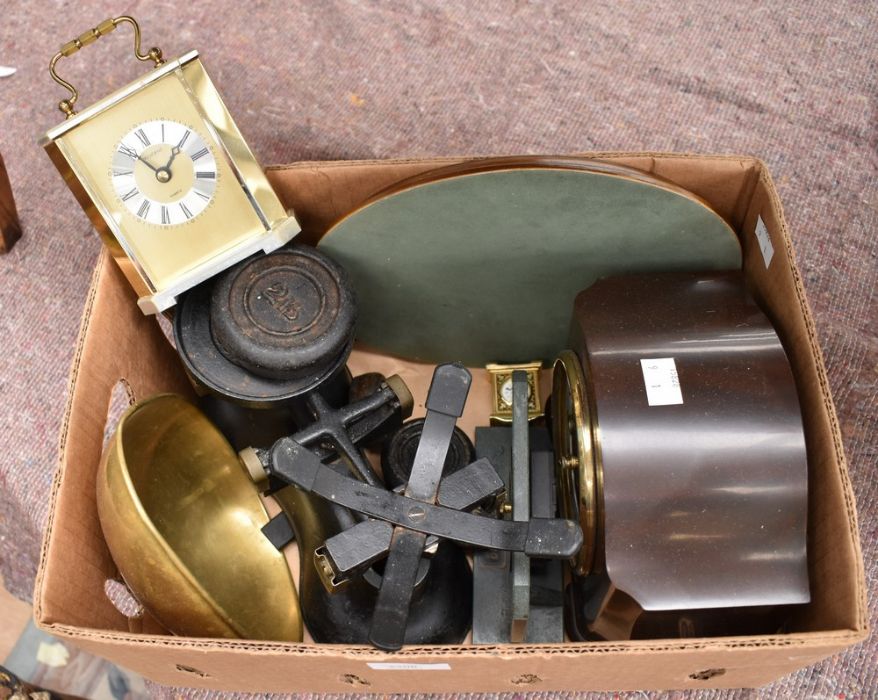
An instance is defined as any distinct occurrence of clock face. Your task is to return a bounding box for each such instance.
[47,57,293,297]
[500,376,531,407]
[111,119,218,226]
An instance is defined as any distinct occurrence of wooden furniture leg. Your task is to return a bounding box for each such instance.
[0,152,22,254]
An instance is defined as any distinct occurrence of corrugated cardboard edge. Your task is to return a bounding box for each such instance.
[755,161,868,635]
[34,250,107,624]
[29,625,866,655]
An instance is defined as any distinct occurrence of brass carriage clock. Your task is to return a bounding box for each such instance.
[41,16,299,313]
[486,362,544,424]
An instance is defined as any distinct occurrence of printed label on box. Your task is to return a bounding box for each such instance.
[367,662,452,671]
[755,215,774,268]
[640,358,683,406]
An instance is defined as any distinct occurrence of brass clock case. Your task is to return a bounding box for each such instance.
[486,361,543,424]
[41,17,299,314]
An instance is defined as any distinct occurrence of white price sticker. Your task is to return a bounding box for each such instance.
[640,358,683,406]
[754,215,774,268]
[367,662,452,671]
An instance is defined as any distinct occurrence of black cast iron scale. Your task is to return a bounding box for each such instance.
[174,244,581,650]
[263,363,583,651]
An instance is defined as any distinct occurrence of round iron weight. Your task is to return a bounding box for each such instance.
[174,244,357,406]
[210,245,356,380]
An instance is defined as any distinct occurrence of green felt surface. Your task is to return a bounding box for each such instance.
[319,168,741,365]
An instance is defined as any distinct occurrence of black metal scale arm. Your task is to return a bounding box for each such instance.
[369,363,471,650]
[269,440,581,558]
[315,457,506,582]
[312,457,504,586]
[254,378,411,496]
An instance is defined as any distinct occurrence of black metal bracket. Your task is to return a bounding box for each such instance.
[261,511,296,550]
[251,376,411,496]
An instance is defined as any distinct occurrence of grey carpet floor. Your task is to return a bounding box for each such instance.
[0,1,875,698]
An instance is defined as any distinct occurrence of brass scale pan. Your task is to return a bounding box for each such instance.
[98,394,302,641]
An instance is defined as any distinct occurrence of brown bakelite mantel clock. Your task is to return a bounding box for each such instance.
[41,16,299,313]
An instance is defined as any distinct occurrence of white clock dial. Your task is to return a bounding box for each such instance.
[500,376,531,407]
[111,119,218,226]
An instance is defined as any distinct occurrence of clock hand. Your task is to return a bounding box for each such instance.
[136,153,159,173]
[163,146,181,170]
[155,146,181,183]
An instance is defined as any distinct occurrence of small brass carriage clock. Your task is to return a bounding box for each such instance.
[486,362,543,424]
[40,16,299,313]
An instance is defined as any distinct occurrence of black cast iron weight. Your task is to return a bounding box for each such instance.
[175,244,356,406]
[381,417,474,490]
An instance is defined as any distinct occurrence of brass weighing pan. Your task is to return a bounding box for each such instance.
[97,394,302,641]
[318,156,742,365]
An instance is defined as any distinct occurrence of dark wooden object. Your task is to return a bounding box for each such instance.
[0,153,21,253]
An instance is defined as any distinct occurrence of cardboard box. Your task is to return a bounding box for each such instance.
[33,154,868,693]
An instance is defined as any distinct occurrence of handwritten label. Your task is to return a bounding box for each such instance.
[640,358,683,406]
[754,215,774,268]
[367,662,452,671]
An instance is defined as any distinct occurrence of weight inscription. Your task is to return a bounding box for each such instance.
[262,282,301,322]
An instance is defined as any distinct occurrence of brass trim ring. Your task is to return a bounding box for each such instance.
[552,350,600,576]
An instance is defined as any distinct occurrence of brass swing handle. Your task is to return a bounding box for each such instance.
[49,16,165,119]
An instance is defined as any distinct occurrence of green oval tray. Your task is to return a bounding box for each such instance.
[318,157,741,366]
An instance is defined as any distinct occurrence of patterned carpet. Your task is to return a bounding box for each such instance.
[0,1,875,697]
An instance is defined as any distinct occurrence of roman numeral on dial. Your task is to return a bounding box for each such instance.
[114,120,217,226]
